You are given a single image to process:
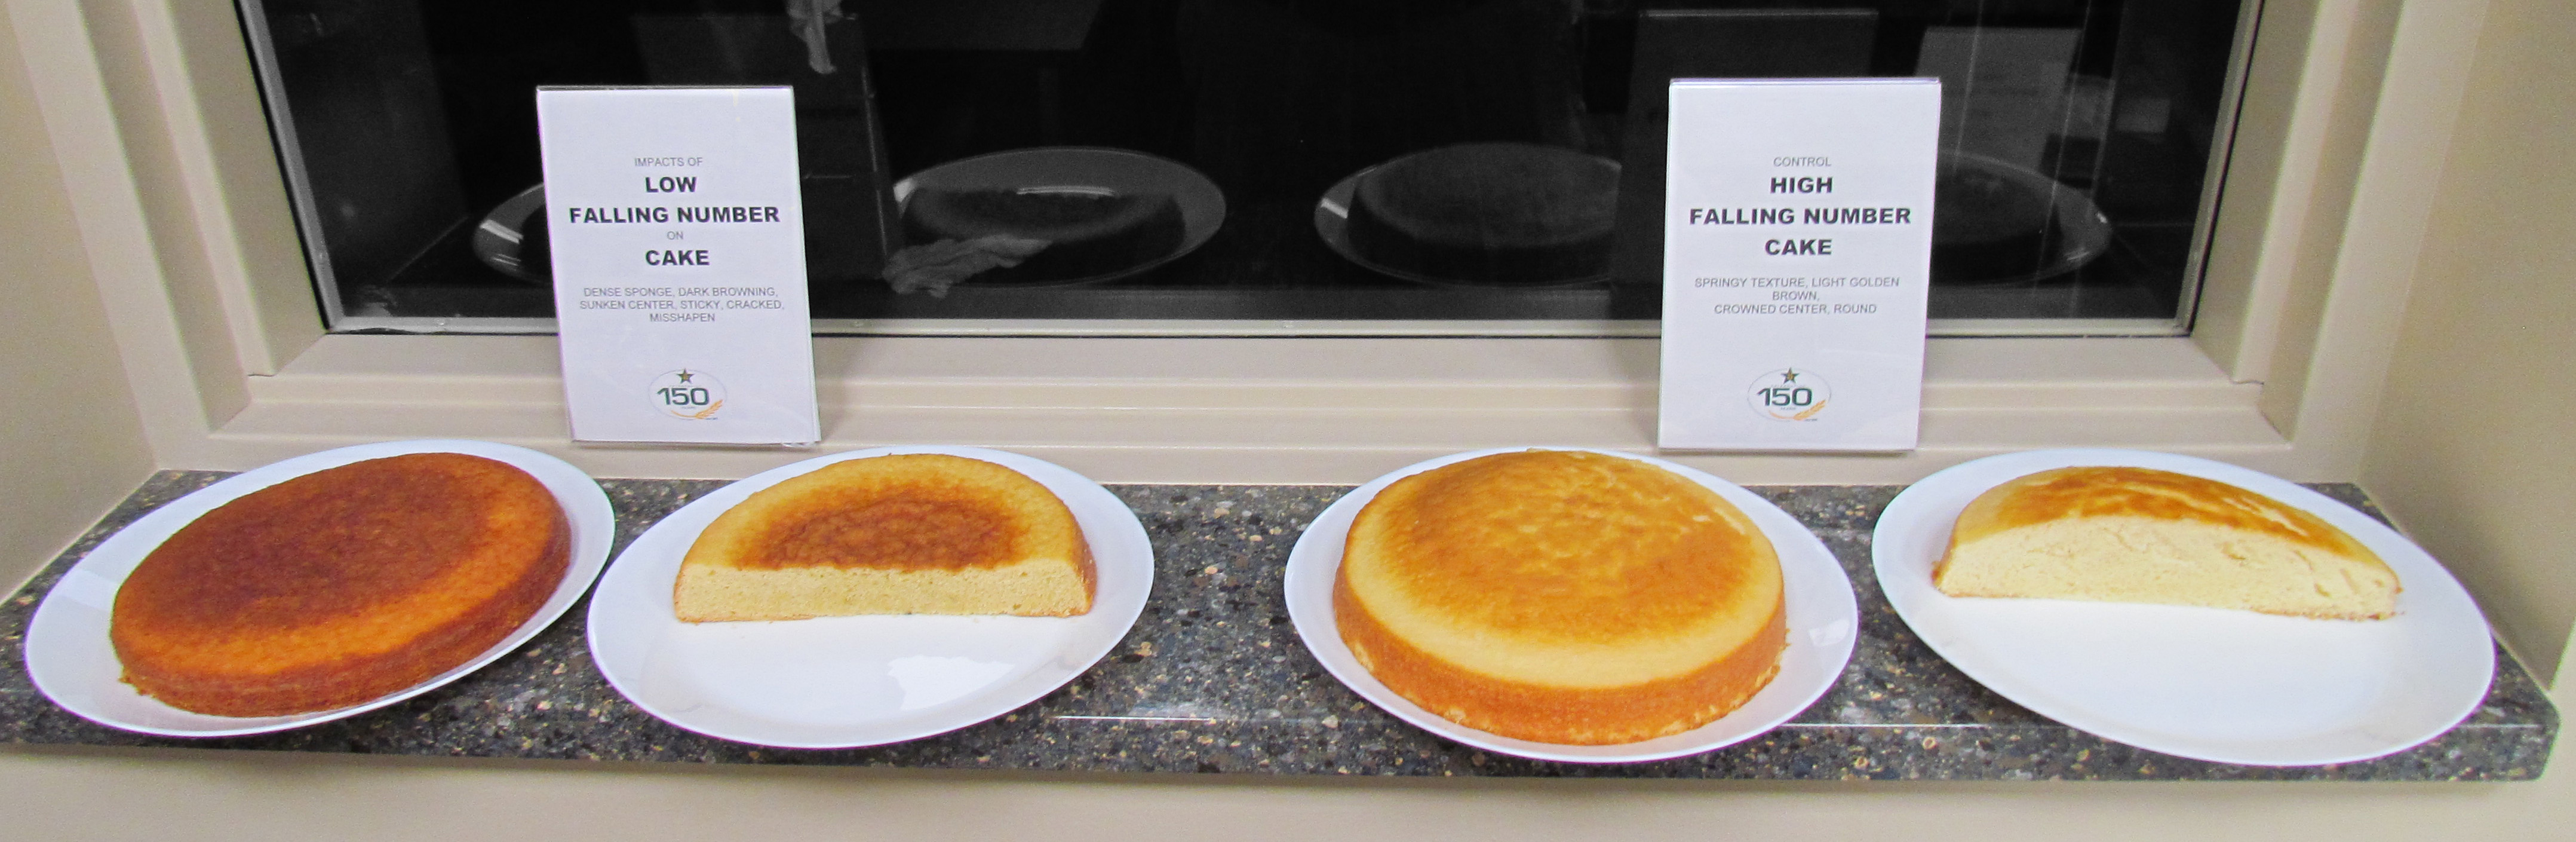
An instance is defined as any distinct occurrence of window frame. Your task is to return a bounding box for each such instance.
[16,0,2467,484]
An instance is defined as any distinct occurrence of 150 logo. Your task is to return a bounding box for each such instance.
[650,369,726,420]
[1747,368,1830,421]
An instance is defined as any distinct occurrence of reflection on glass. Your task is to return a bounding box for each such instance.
[241,0,2244,332]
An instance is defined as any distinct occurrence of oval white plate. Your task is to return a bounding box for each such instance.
[891,147,1226,287]
[1872,448,2494,766]
[1285,448,1857,764]
[586,446,1153,749]
[24,440,616,737]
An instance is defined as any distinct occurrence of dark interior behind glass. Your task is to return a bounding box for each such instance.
[239,0,2246,332]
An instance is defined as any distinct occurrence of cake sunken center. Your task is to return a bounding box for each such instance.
[742,485,1018,571]
[131,458,492,632]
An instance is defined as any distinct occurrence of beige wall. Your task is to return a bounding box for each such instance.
[2356,0,2576,684]
[5,0,2576,838]
[0,4,151,586]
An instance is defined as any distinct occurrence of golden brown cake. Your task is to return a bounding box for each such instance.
[674,454,1095,621]
[1334,450,1786,745]
[1933,466,2400,620]
[110,452,572,717]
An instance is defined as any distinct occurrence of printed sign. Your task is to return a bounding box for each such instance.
[1657,78,1940,451]
[538,87,820,445]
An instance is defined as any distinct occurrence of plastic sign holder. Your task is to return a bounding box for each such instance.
[537,86,821,445]
[1656,78,1942,452]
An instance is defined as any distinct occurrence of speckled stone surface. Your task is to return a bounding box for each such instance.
[0,472,2552,779]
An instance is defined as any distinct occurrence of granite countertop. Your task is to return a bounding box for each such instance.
[0,471,2553,780]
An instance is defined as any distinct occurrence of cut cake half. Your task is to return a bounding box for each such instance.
[1933,466,2399,620]
[675,454,1095,621]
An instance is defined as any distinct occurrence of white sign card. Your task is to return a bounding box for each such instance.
[537,87,820,445]
[1657,78,1941,451]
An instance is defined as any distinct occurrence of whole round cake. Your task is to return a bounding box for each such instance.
[1334,450,1786,745]
[902,186,1184,282]
[1343,143,1620,284]
[110,453,571,717]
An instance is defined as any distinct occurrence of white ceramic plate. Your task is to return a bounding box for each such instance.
[1872,448,2494,766]
[1285,447,1857,764]
[24,440,616,737]
[586,446,1153,749]
[891,147,1226,286]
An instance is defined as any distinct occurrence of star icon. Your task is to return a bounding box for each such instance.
[675,370,695,384]
[1780,369,1800,384]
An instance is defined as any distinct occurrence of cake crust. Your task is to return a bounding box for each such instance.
[1933,466,2400,620]
[110,453,572,717]
[1335,451,1786,745]
[674,454,1095,621]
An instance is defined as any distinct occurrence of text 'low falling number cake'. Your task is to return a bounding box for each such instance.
[1335,451,1786,745]
[674,454,1095,621]
[1935,466,2400,620]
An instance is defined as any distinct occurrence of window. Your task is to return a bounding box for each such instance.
[242,0,2248,337]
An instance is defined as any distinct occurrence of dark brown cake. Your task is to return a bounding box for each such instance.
[110,453,570,717]
[1343,143,1619,284]
[902,187,1184,282]
[1931,160,2062,283]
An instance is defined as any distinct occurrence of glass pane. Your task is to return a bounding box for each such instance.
[240,0,2245,334]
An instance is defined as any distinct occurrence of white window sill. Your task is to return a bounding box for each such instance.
[215,333,2282,483]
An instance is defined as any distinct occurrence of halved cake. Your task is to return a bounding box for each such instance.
[674,453,1095,621]
[1335,450,1786,745]
[901,186,1183,282]
[1933,466,2400,620]
[111,452,572,717]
